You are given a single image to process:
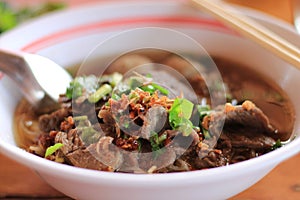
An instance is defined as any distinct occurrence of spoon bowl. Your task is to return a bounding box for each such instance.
[0,49,72,113]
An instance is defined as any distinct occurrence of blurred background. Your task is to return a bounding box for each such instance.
[0,0,294,34]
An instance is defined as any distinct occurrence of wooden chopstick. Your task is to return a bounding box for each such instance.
[190,0,300,69]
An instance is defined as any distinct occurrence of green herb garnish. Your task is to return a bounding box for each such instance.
[127,74,169,95]
[197,104,212,139]
[140,84,156,94]
[88,84,112,103]
[99,72,123,87]
[149,132,167,151]
[141,83,169,95]
[44,143,63,158]
[169,98,194,136]
[152,83,169,95]
[66,80,83,99]
[272,139,283,150]
[149,132,167,158]
[66,76,98,99]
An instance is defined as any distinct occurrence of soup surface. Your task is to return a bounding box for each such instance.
[14,50,294,173]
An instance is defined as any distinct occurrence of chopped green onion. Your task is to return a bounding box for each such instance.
[151,83,169,95]
[88,84,112,103]
[109,72,123,87]
[99,72,123,87]
[66,76,98,99]
[140,83,169,95]
[45,143,63,158]
[140,84,155,94]
[111,93,121,100]
[73,115,88,121]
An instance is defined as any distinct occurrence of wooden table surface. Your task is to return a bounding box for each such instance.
[1,0,299,199]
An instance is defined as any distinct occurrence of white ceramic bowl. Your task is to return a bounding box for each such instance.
[1,1,300,200]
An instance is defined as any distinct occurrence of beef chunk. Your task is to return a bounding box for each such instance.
[140,105,168,139]
[139,147,177,171]
[60,135,123,171]
[206,101,277,138]
[156,159,192,173]
[229,133,275,149]
[66,149,113,171]
[206,100,277,163]
[194,150,227,169]
[209,101,276,136]
[39,108,71,132]
[55,129,84,154]
[87,136,123,171]
[118,152,144,173]
[98,108,118,137]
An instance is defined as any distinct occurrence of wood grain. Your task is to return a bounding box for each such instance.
[0,154,67,198]
[225,0,294,23]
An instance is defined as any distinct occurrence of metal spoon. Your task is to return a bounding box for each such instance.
[0,49,72,114]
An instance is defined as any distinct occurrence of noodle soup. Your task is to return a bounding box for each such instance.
[14,50,294,173]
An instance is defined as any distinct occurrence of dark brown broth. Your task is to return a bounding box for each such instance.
[214,57,294,140]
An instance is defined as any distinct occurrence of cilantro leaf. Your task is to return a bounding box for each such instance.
[168,98,194,136]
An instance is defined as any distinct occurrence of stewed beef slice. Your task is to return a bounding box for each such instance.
[66,149,113,171]
[140,105,168,139]
[39,108,71,132]
[194,150,228,169]
[206,100,277,162]
[208,101,276,136]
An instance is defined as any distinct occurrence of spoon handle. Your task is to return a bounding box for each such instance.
[0,49,45,105]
